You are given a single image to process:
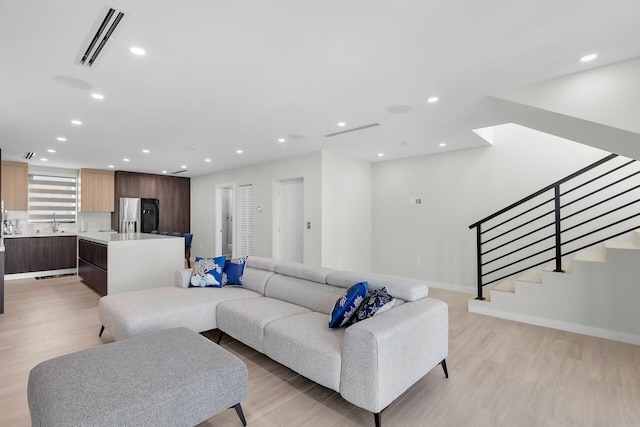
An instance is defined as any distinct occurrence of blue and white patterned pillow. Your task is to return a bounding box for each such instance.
[189,256,226,288]
[348,287,396,325]
[221,256,248,286]
[329,282,368,328]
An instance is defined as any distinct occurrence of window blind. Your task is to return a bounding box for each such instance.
[28,174,77,223]
[238,184,253,256]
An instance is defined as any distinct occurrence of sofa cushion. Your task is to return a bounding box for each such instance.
[246,256,278,272]
[264,311,344,392]
[222,256,248,286]
[190,256,226,287]
[329,282,368,328]
[99,286,261,341]
[326,271,428,302]
[274,261,336,283]
[264,274,345,315]
[216,297,310,353]
[348,287,395,325]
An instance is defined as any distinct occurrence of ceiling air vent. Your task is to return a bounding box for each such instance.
[24,152,36,160]
[76,5,126,67]
[171,170,188,175]
[325,123,380,137]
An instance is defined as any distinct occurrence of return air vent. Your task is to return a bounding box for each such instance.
[76,5,126,67]
[24,152,36,160]
[171,170,188,175]
[325,123,380,137]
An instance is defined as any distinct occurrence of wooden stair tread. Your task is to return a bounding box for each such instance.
[543,261,572,273]
[605,241,640,250]
[573,251,605,262]
[517,269,543,283]
[493,277,515,293]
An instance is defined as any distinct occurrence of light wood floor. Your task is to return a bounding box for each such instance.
[1,276,640,427]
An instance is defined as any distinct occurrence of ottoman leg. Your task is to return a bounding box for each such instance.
[233,403,247,426]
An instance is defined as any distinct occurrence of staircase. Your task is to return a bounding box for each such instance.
[469,230,640,345]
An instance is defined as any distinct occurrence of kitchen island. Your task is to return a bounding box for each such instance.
[78,232,184,295]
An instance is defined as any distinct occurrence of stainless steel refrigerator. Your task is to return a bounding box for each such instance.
[119,197,159,233]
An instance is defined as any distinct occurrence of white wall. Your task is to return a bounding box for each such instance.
[321,151,372,272]
[191,152,323,265]
[371,124,609,290]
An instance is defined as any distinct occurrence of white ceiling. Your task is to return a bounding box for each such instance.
[1,0,640,177]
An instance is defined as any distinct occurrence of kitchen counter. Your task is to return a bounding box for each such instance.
[3,232,80,238]
[78,233,184,295]
[79,232,178,244]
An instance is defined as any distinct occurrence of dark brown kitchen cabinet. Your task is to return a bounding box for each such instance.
[5,236,77,274]
[112,171,190,233]
[4,237,30,274]
[78,239,108,296]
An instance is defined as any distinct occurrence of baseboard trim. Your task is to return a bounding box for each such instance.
[425,280,476,294]
[5,268,77,281]
[468,300,640,346]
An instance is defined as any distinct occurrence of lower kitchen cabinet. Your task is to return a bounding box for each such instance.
[78,239,108,296]
[5,236,78,274]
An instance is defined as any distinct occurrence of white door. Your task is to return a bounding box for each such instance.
[274,178,303,262]
[215,184,235,257]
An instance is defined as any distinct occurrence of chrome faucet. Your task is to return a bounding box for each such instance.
[52,212,59,232]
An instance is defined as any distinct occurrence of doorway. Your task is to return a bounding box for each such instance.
[273,178,303,262]
[215,184,235,257]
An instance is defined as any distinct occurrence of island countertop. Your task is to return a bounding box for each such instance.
[78,232,180,245]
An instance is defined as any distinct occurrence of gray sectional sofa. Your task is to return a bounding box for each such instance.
[99,256,449,426]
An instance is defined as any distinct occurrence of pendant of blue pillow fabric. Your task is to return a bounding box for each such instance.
[348,287,396,325]
[329,282,368,328]
[221,256,248,286]
[189,256,226,288]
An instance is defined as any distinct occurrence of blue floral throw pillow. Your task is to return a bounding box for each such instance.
[190,256,226,288]
[329,282,368,328]
[348,287,396,325]
[221,256,248,286]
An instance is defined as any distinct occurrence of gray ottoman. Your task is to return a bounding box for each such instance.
[27,327,248,427]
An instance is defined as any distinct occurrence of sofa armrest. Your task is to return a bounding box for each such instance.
[340,297,448,413]
[174,269,192,288]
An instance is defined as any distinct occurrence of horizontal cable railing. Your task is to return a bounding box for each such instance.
[469,153,640,300]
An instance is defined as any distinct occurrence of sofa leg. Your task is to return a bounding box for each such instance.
[217,330,224,345]
[99,325,105,337]
[232,402,247,426]
[374,411,381,427]
[440,359,449,378]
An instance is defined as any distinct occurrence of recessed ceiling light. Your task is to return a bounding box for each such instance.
[56,137,67,142]
[40,158,48,162]
[386,104,414,114]
[91,93,104,100]
[162,170,167,174]
[108,165,114,168]
[580,53,598,63]
[71,120,82,125]
[278,138,285,143]
[378,153,384,157]
[236,149,243,154]
[47,149,56,153]
[439,143,446,147]
[181,165,187,169]
[123,158,130,162]
[130,46,146,56]
[205,158,211,162]
[142,149,150,154]
[427,97,439,103]
[337,122,346,127]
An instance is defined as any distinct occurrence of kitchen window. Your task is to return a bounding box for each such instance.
[28,173,77,223]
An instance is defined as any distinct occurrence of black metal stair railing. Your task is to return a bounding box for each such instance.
[469,153,640,300]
